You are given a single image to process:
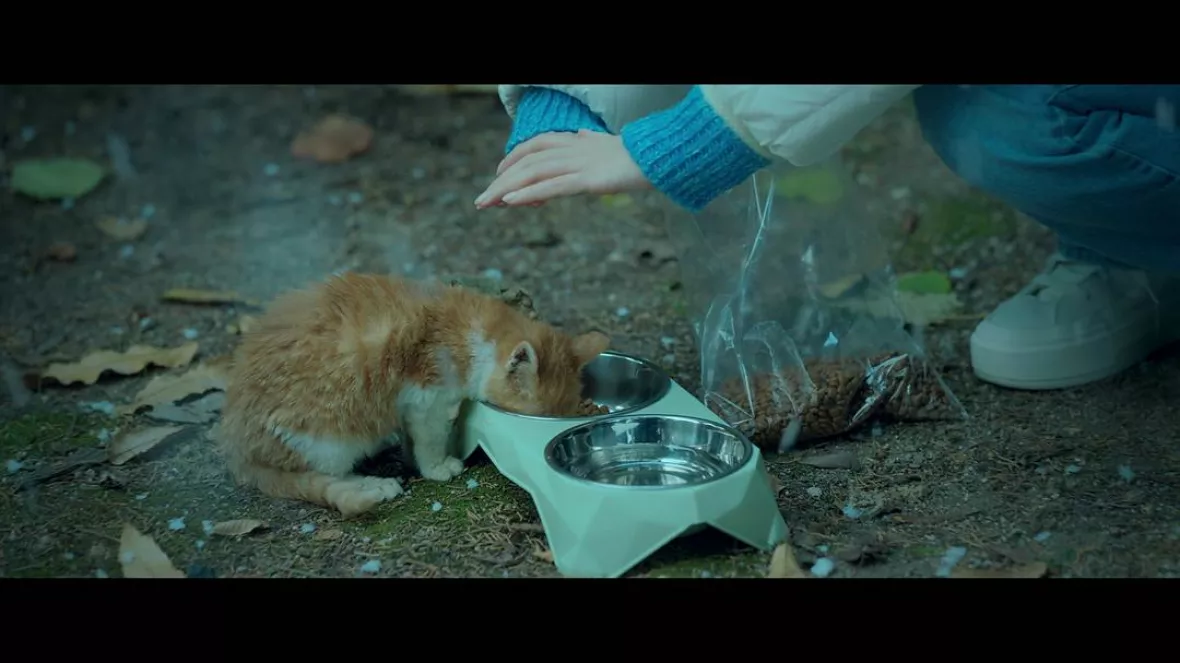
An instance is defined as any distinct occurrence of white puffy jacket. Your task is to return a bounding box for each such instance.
[499,84,921,167]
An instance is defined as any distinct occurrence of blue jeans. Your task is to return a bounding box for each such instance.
[913,85,1180,274]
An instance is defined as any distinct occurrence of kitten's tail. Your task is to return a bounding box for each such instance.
[231,463,396,518]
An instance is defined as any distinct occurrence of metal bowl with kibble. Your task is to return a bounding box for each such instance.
[483,351,672,420]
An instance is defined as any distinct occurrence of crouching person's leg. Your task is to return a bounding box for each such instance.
[913,84,1180,390]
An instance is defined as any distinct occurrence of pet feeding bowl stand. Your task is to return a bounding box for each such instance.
[456,354,788,579]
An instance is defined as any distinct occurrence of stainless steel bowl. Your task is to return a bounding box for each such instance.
[545,414,753,488]
[484,351,671,420]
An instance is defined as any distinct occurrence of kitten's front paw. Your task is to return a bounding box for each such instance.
[326,476,405,518]
[419,456,465,482]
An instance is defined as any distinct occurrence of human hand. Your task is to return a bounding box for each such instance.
[474,130,652,209]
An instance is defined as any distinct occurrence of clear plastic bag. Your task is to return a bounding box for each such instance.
[666,158,967,453]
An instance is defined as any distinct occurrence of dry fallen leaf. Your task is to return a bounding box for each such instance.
[211,519,268,537]
[532,546,555,564]
[951,562,1048,579]
[768,542,808,578]
[290,114,374,164]
[40,342,199,387]
[162,288,256,306]
[817,273,865,299]
[95,216,148,240]
[119,523,185,578]
[46,241,77,262]
[314,528,344,542]
[120,362,229,415]
[108,425,183,465]
[142,392,224,424]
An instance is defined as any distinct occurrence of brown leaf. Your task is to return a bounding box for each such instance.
[800,451,861,470]
[290,114,374,164]
[107,425,183,466]
[817,274,865,299]
[211,519,268,537]
[768,542,808,578]
[314,528,344,542]
[142,394,223,424]
[119,524,185,578]
[162,288,256,306]
[119,362,229,415]
[46,241,77,262]
[40,342,199,386]
[95,216,148,240]
[951,562,1048,579]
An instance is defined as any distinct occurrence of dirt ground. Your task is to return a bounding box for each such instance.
[2,84,1177,579]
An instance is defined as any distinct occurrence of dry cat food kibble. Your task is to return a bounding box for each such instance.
[710,352,961,450]
[575,398,611,417]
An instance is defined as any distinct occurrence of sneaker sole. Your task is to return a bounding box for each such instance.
[970,314,1179,391]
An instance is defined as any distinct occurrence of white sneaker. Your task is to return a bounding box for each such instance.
[970,253,1180,390]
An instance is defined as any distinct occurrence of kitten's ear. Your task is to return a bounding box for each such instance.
[505,341,538,377]
[571,331,610,367]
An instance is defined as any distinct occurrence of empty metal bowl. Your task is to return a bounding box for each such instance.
[545,415,753,488]
[484,351,671,419]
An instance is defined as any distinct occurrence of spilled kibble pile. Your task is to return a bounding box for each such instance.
[575,399,611,417]
[710,352,961,449]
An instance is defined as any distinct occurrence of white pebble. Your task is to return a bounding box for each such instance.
[660,336,676,349]
[95,569,109,579]
[810,557,836,578]
[263,163,280,176]
[948,267,969,280]
[138,317,155,331]
[616,307,630,318]
[699,570,712,578]
[96,428,112,444]
[182,328,200,340]
[431,501,442,512]
[299,523,317,534]
[5,459,23,474]
[1065,464,1081,475]
[135,493,148,501]
[360,536,371,543]
[359,559,381,574]
[841,505,863,519]
[816,544,830,554]
[935,546,968,577]
[482,268,503,281]
[83,401,116,416]
[1034,531,1052,543]
[466,478,479,489]
[195,539,206,550]
[168,517,186,531]
[806,486,822,498]
[202,520,215,536]
[1118,464,1135,483]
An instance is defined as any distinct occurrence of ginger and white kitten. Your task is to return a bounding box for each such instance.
[217,272,610,517]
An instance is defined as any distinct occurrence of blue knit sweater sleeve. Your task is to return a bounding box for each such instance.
[505,87,609,154]
[621,86,772,213]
